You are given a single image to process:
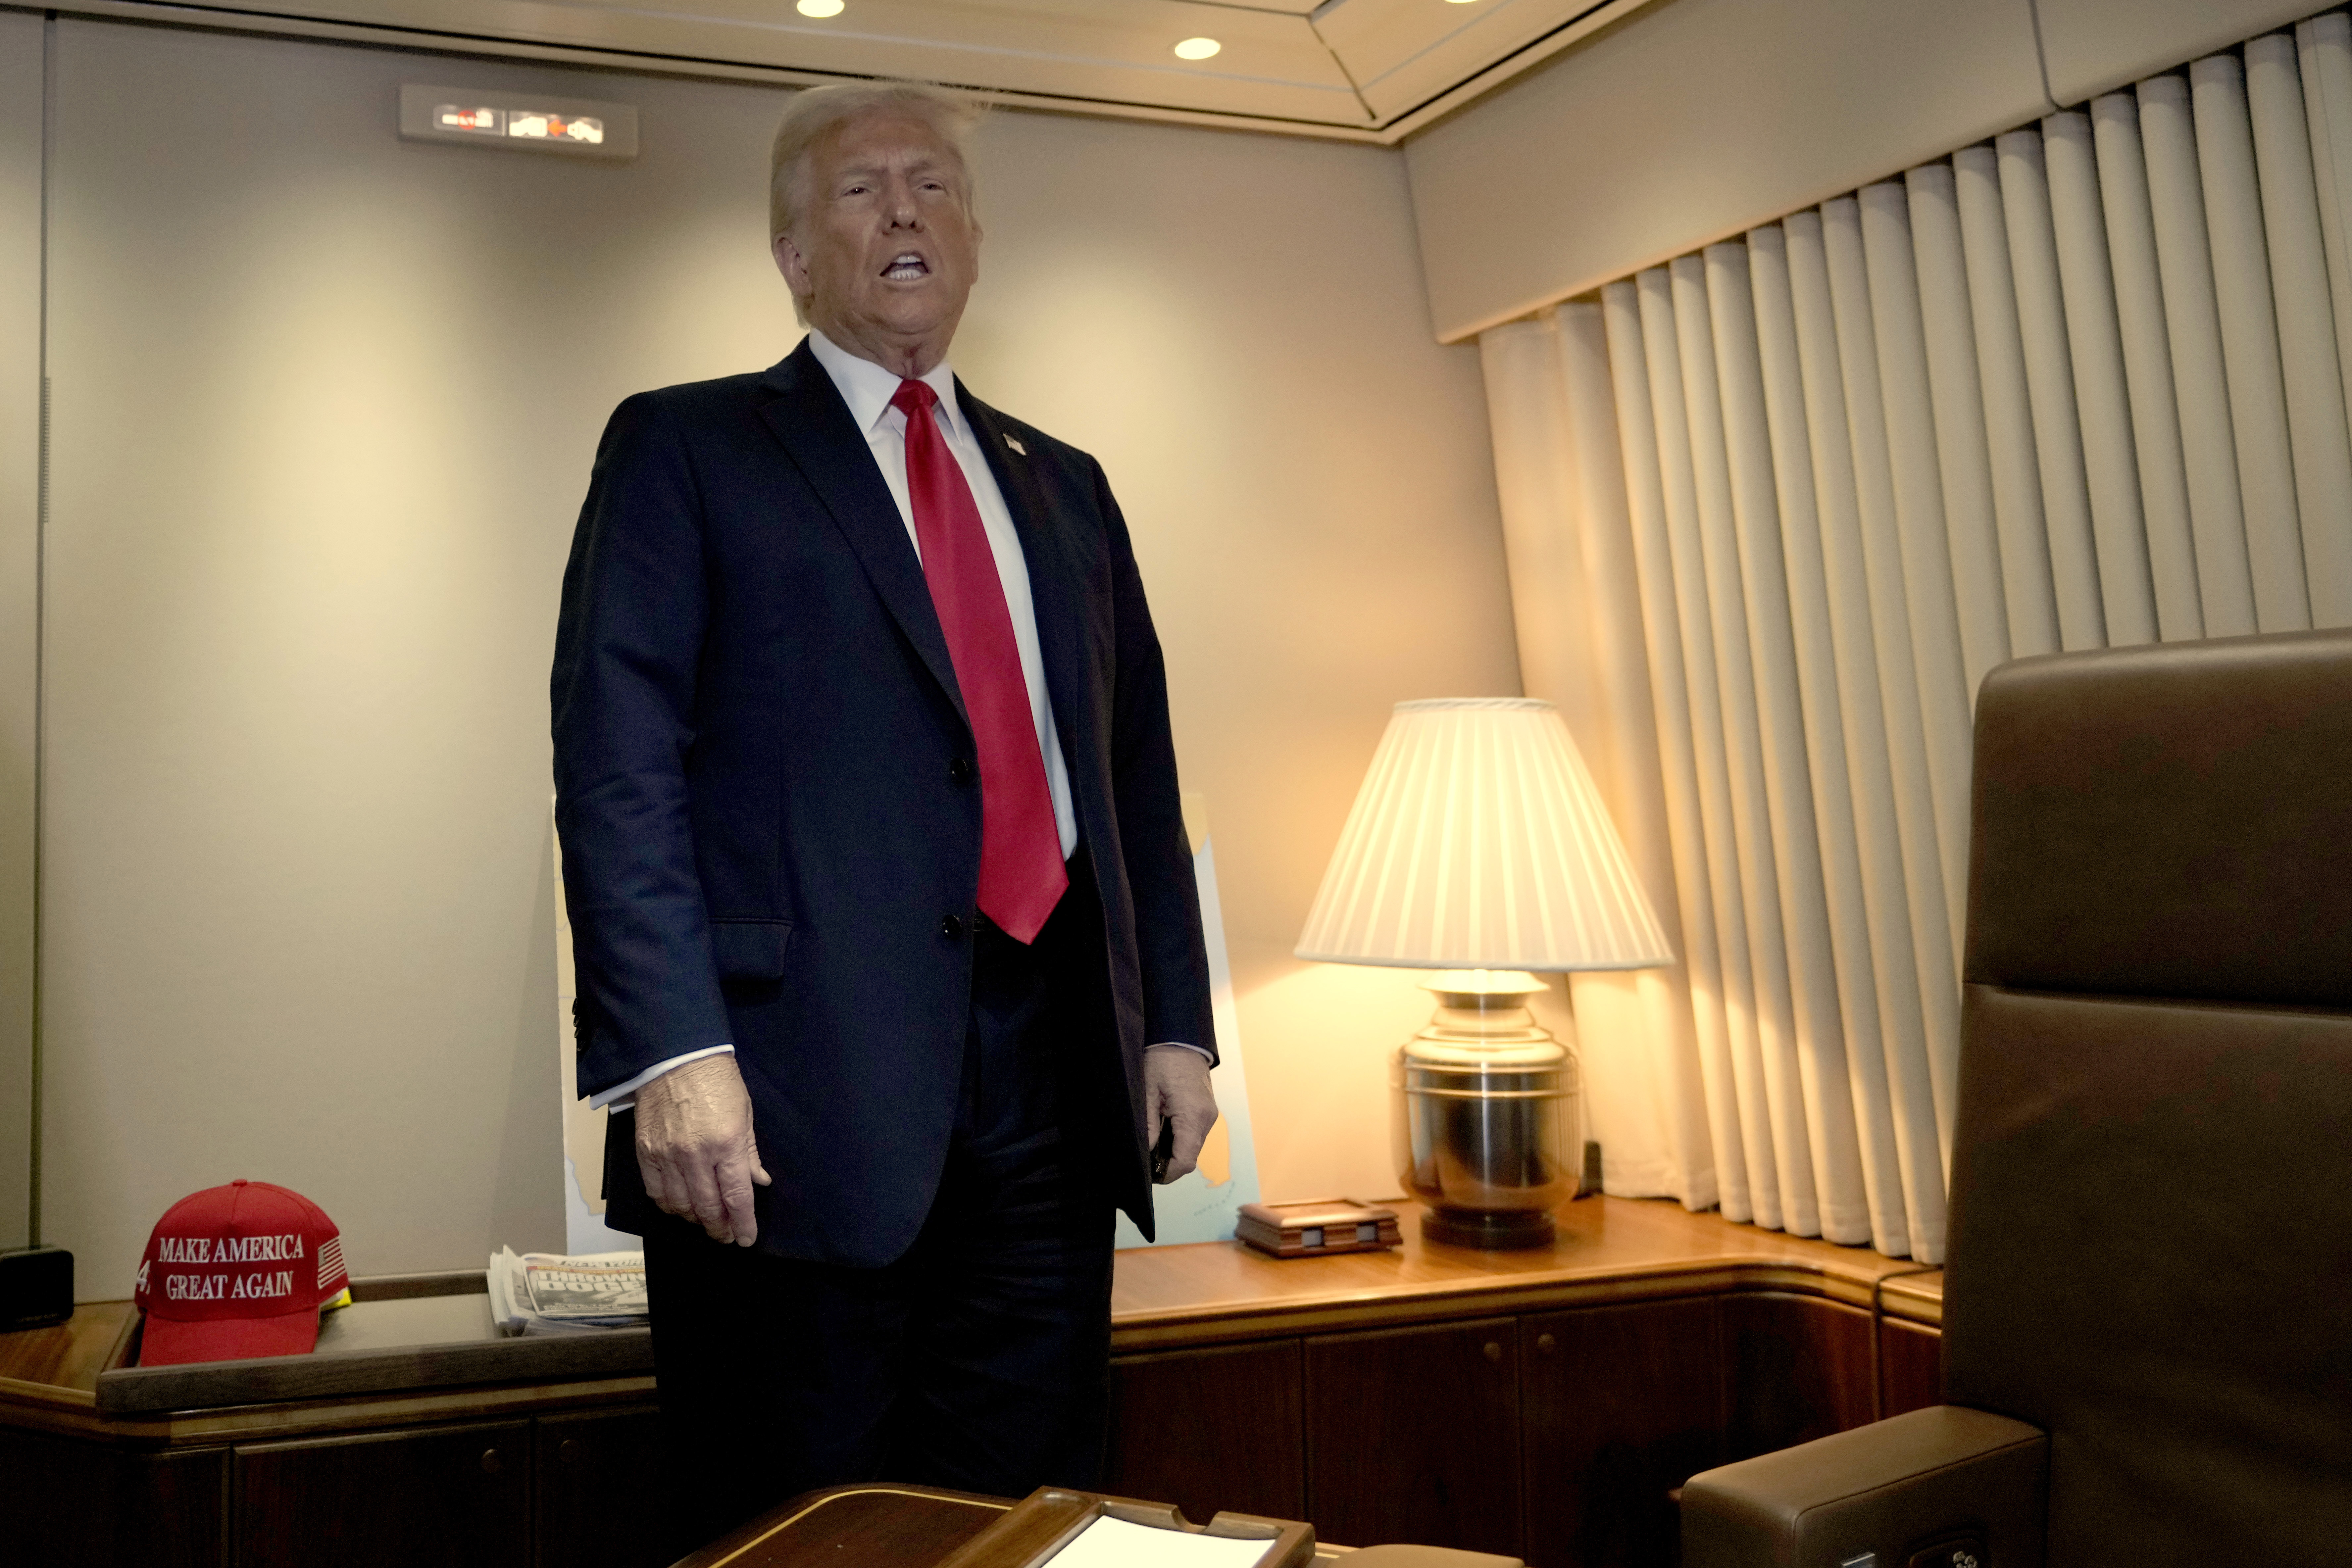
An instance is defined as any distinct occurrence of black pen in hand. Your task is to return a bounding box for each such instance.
[1150,1115,1176,1184]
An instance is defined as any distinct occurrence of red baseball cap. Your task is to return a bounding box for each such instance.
[134,1180,349,1366]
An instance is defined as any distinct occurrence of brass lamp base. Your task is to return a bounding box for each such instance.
[1420,1207,1558,1249]
[1392,970,1579,1252]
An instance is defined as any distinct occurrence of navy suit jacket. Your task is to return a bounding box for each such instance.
[551,338,1214,1265]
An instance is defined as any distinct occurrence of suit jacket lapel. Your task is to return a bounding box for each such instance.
[753,341,968,728]
[960,386,1097,770]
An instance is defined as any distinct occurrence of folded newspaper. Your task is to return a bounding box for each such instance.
[487,1248,649,1336]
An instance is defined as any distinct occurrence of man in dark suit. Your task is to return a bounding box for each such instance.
[550,82,1221,1547]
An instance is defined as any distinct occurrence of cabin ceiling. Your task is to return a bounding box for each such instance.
[62,0,1659,141]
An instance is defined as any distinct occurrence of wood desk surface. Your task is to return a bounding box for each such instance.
[0,1197,1939,1445]
[1111,1195,1941,1352]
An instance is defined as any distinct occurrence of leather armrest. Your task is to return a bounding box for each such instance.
[1681,1405,2047,1568]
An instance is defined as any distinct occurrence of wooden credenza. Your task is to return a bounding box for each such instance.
[0,1198,1941,1568]
[0,1326,672,1568]
[1103,1196,1942,1565]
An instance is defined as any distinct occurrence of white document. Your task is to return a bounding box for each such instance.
[1043,1516,1274,1568]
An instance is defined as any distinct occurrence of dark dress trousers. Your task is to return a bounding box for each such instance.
[550,337,1214,1536]
[644,860,1125,1542]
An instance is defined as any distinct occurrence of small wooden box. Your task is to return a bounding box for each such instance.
[1234,1199,1402,1259]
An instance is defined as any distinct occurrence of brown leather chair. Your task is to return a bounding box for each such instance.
[1679,627,2352,1568]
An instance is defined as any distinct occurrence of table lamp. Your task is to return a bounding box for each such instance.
[1296,698,1672,1248]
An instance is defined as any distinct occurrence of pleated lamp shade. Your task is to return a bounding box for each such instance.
[1295,698,1672,971]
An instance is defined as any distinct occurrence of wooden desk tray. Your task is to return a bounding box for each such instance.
[92,1270,653,1415]
[936,1488,1316,1568]
[676,1486,1315,1568]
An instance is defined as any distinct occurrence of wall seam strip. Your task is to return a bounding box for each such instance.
[1304,8,1377,127]
[2023,0,2060,113]
[29,8,53,1251]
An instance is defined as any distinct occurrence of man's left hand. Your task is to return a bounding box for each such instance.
[1143,1045,1219,1184]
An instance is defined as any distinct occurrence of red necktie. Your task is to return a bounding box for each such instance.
[892,379,1067,943]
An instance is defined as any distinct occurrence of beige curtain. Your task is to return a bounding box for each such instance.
[1480,13,2352,1261]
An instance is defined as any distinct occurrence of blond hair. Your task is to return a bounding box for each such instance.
[768,82,984,242]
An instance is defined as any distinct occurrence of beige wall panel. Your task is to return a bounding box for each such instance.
[0,9,41,1254]
[1402,0,2051,343]
[41,20,1513,1293]
[2038,0,2319,107]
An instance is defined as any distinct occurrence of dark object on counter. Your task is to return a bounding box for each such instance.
[0,1245,73,1332]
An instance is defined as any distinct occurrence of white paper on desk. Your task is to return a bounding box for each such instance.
[1043,1516,1273,1568]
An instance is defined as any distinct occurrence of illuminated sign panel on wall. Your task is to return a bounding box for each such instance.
[399,85,638,161]
[509,111,605,145]
[436,105,499,133]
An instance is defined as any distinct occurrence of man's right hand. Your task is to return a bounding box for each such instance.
[633,1054,772,1247]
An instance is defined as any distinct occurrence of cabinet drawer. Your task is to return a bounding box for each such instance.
[1522,1298,1722,1568]
[1109,1341,1305,1526]
[1879,1317,1943,1419]
[0,1428,227,1568]
[1306,1317,1521,1557]
[1720,1293,1875,1461]
[536,1406,669,1568]
[234,1419,529,1568]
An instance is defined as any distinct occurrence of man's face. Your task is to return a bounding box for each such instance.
[775,112,981,366]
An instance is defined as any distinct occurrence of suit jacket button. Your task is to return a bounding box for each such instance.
[948,757,974,785]
[940,914,965,939]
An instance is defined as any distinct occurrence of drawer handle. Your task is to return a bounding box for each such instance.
[1483,1341,1503,1364]
[481,1448,505,1476]
[559,1439,582,1464]
[1535,1333,1557,1354]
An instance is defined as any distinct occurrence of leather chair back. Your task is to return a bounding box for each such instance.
[1946,627,2352,1564]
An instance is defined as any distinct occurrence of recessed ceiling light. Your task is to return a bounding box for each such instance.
[797,0,844,16]
[1173,37,1221,60]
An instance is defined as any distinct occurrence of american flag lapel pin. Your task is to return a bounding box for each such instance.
[1005,434,1027,456]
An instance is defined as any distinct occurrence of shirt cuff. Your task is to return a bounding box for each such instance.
[1147,1042,1213,1061]
[589,1044,736,1112]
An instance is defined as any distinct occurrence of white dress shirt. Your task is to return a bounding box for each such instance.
[595,334,1138,1112]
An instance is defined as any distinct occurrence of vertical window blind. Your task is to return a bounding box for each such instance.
[1481,12,2352,1262]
